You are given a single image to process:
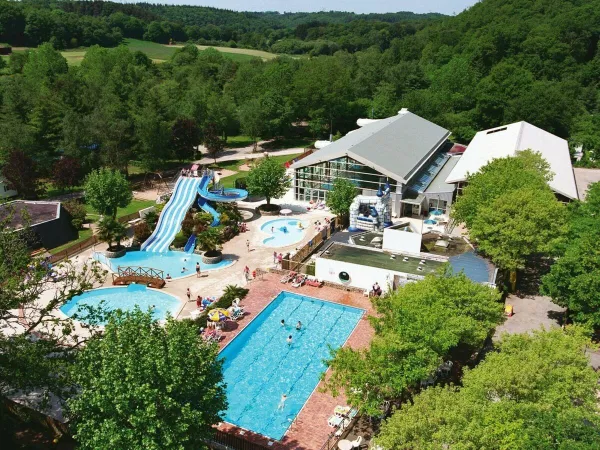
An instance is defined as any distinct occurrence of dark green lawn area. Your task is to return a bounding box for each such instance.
[85,199,155,219]
[48,228,93,254]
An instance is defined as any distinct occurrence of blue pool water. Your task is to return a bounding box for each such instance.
[220,291,364,440]
[59,285,181,325]
[94,251,234,279]
[261,219,307,247]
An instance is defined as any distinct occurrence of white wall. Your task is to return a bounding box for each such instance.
[383,227,422,254]
[315,257,422,293]
[0,179,17,199]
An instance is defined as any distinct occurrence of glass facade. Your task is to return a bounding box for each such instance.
[294,156,398,202]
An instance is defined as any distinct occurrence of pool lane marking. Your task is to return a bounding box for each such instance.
[225,299,326,425]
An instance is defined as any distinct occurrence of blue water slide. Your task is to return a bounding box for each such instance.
[197,171,248,227]
[184,234,197,254]
[141,177,201,252]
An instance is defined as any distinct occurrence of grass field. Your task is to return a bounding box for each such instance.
[5,39,271,67]
[214,153,301,188]
[84,199,156,219]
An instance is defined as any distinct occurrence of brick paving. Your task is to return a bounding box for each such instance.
[215,273,375,449]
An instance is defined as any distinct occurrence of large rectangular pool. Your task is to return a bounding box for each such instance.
[220,291,364,440]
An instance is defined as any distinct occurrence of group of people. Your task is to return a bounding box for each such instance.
[181,168,198,177]
[187,287,216,310]
[313,217,331,232]
[280,319,303,347]
[178,262,202,277]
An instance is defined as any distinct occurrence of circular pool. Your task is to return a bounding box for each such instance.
[261,218,307,247]
[94,251,234,280]
[60,285,181,325]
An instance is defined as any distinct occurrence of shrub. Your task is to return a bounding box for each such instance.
[234,177,247,189]
[133,222,152,243]
[143,210,159,230]
[172,231,188,249]
[63,199,87,230]
[194,211,214,227]
[181,211,195,235]
[194,285,249,329]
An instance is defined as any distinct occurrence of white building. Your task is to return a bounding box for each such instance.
[0,176,17,199]
[445,121,579,201]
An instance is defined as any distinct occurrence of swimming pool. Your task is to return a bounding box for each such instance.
[220,291,364,440]
[59,285,181,325]
[94,250,234,279]
[261,219,307,247]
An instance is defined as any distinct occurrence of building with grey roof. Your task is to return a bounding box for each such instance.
[290,109,452,216]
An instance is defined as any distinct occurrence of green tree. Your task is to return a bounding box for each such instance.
[469,187,567,291]
[84,168,132,219]
[238,99,264,151]
[246,156,291,206]
[541,183,600,327]
[326,178,357,225]
[452,150,552,230]
[171,118,201,162]
[324,272,503,415]
[375,327,600,449]
[0,215,105,414]
[203,122,225,165]
[68,308,227,450]
[1,149,45,199]
[196,227,222,253]
[96,217,127,251]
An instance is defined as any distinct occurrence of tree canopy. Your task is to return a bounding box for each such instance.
[68,308,227,450]
[246,156,291,206]
[375,327,600,450]
[324,272,503,415]
[326,178,357,223]
[84,168,132,219]
[541,182,600,328]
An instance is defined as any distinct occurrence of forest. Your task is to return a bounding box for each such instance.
[1,0,600,185]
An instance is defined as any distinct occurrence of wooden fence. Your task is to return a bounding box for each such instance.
[48,235,99,264]
[282,218,341,272]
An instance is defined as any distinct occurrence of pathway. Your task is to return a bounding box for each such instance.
[195,145,305,165]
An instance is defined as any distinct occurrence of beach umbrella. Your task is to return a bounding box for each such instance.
[208,308,230,322]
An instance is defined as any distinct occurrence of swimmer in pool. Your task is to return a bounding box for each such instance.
[281,319,285,327]
[287,335,292,345]
[278,394,287,410]
[296,321,302,330]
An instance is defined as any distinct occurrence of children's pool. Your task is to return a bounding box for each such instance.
[93,251,234,279]
[261,219,307,247]
[59,285,181,325]
[220,291,364,440]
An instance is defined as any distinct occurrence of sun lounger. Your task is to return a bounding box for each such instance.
[291,274,306,288]
[280,271,296,283]
[305,276,323,287]
[230,308,245,321]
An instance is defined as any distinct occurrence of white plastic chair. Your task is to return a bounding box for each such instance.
[352,436,363,448]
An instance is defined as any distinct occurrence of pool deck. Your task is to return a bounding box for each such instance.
[214,272,374,449]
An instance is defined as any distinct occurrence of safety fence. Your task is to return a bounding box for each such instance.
[48,235,99,264]
[281,218,341,273]
[207,430,270,450]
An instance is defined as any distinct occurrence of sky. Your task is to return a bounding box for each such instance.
[149,1,480,16]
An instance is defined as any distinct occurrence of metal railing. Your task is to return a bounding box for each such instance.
[207,430,270,450]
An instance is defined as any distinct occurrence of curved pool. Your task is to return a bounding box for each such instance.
[261,219,307,247]
[60,285,181,325]
[94,251,234,279]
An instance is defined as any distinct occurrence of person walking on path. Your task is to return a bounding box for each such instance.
[273,251,278,264]
[246,240,250,252]
[186,288,191,301]
[278,253,283,268]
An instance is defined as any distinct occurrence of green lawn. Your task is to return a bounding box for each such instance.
[215,153,301,188]
[225,135,258,149]
[85,199,156,219]
[225,135,314,150]
[48,228,93,255]
[124,39,178,61]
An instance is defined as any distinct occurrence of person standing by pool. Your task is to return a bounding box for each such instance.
[278,253,283,268]
[246,240,250,252]
[196,262,201,278]
[273,251,277,264]
[278,394,287,410]
[186,288,191,301]
[196,296,202,309]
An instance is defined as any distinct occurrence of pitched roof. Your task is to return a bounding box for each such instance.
[0,201,61,230]
[291,111,450,184]
[445,122,578,199]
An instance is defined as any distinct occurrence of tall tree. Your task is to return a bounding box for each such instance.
[68,309,227,450]
[52,156,83,192]
[238,99,264,151]
[246,156,292,207]
[375,327,600,449]
[84,168,132,219]
[1,149,44,199]
[203,122,225,165]
[325,272,503,415]
[326,178,357,225]
[171,118,201,162]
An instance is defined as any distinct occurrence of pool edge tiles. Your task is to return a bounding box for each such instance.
[219,291,364,441]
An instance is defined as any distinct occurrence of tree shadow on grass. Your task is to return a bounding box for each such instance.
[515,254,554,298]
